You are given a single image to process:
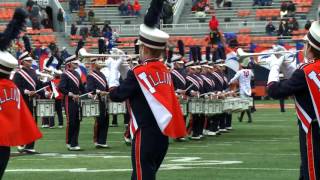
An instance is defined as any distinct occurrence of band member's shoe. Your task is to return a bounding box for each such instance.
[41,124,49,128]
[207,131,217,136]
[110,124,118,127]
[220,129,228,133]
[49,126,54,129]
[66,144,71,148]
[58,125,63,128]
[176,137,186,141]
[17,146,25,153]
[95,143,109,148]
[202,129,209,136]
[68,146,82,151]
[24,149,39,154]
[226,127,233,130]
[190,135,201,140]
[248,120,252,123]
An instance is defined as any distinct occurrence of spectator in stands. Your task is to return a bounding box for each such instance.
[305,20,313,30]
[79,26,89,39]
[163,1,174,24]
[216,0,224,8]
[207,29,223,47]
[88,10,95,23]
[30,5,41,30]
[41,9,51,29]
[287,17,299,35]
[265,21,276,35]
[79,0,86,7]
[287,1,296,17]
[133,0,141,16]
[26,0,35,12]
[209,15,219,31]
[280,1,288,19]
[278,19,289,36]
[223,0,232,8]
[78,5,87,24]
[69,0,79,13]
[119,0,128,15]
[98,37,107,54]
[260,0,272,6]
[127,1,134,16]
[280,1,288,11]
[102,23,112,34]
[57,9,64,32]
[70,24,78,36]
[90,24,101,37]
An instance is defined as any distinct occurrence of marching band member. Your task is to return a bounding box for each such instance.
[59,55,85,151]
[171,54,187,141]
[211,63,229,133]
[200,60,217,136]
[0,8,42,178]
[229,65,254,123]
[86,58,109,148]
[185,58,202,140]
[13,52,45,154]
[108,0,186,178]
[194,60,206,138]
[267,21,320,180]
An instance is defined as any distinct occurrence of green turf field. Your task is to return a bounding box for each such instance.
[3,106,300,180]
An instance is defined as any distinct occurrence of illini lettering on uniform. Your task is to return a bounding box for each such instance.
[138,72,172,94]
[308,71,320,90]
[0,88,21,110]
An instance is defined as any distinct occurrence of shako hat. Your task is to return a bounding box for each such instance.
[305,21,320,51]
[136,0,169,50]
[0,8,28,74]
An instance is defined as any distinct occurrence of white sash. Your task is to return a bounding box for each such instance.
[90,72,107,88]
[18,69,36,90]
[65,71,79,87]
[171,70,186,85]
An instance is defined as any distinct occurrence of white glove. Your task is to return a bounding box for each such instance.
[108,68,120,88]
[280,61,297,79]
[267,56,284,84]
[119,62,130,79]
[24,89,31,95]
[111,48,125,56]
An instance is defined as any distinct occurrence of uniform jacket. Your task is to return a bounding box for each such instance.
[268,68,315,121]
[171,68,186,90]
[109,70,160,129]
[59,70,85,96]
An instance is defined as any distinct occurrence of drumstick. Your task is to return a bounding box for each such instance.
[35,85,50,93]
[184,84,194,91]
[79,91,93,98]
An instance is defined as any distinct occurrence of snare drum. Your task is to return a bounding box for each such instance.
[231,98,242,112]
[179,99,188,116]
[36,99,55,117]
[188,98,203,114]
[108,101,126,114]
[222,98,233,112]
[81,99,100,117]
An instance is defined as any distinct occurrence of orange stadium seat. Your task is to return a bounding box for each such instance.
[237,10,251,17]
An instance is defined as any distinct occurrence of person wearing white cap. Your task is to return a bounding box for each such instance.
[108,0,187,179]
[58,55,85,151]
[13,52,45,154]
[184,58,203,140]
[267,21,320,180]
[0,8,42,178]
[171,54,187,141]
[86,58,110,148]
